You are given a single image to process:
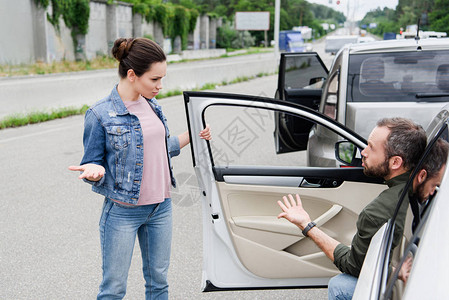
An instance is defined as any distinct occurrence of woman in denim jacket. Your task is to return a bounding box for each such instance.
[69,37,211,299]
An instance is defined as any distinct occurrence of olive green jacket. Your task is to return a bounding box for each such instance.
[333,172,411,277]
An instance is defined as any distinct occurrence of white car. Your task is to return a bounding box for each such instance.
[183,89,449,299]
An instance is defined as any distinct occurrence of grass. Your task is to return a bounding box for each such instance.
[0,56,118,77]
[0,105,90,129]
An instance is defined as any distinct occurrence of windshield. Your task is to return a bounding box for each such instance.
[347,50,449,102]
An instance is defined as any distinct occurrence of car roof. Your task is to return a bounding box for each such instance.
[345,38,449,54]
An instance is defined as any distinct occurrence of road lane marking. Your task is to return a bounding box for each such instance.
[0,123,80,144]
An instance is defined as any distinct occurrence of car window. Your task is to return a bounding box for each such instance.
[384,206,428,300]
[284,54,328,90]
[203,104,360,168]
[347,50,449,102]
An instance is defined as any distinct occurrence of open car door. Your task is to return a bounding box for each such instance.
[184,91,386,291]
[275,52,328,153]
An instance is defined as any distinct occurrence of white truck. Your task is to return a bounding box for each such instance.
[324,35,358,54]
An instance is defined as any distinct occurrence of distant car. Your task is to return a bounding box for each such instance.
[324,35,358,55]
[275,38,449,166]
[182,88,449,299]
[399,30,447,39]
[383,32,397,40]
[279,30,307,53]
[357,36,375,43]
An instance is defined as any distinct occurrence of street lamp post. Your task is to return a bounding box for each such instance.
[274,0,280,62]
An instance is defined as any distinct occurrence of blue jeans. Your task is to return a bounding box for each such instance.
[97,198,172,300]
[328,273,358,300]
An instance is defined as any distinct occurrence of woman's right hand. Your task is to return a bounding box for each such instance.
[68,164,105,182]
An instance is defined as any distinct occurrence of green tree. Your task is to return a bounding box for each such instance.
[175,0,345,47]
[360,7,400,37]
[398,6,418,28]
[429,0,449,33]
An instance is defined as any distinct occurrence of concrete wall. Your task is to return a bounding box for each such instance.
[153,22,165,48]
[0,0,36,64]
[86,1,108,59]
[0,1,216,65]
[188,16,201,50]
[200,15,210,49]
[209,18,217,49]
[116,4,133,37]
[45,4,75,62]
[140,19,155,39]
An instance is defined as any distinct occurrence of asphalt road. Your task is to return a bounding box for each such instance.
[0,74,328,299]
[0,37,335,299]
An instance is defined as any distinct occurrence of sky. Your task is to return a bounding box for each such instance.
[307,0,399,21]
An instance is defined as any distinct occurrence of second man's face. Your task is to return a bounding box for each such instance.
[416,165,446,203]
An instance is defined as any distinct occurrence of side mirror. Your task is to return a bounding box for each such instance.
[335,141,362,166]
[309,76,326,85]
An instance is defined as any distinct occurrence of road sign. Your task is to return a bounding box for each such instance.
[235,11,270,31]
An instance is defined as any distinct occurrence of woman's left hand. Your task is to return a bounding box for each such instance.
[199,124,212,140]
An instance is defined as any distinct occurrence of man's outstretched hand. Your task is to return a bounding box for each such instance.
[277,194,312,230]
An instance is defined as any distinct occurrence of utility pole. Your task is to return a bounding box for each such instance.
[274,0,280,62]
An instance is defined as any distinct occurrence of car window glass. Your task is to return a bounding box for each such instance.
[347,50,449,102]
[284,54,328,90]
[384,206,429,300]
[203,105,357,168]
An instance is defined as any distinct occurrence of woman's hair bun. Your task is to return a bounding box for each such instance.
[111,38,134,62]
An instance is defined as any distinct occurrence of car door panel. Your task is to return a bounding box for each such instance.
[216,177,386,279]
[276,52,329,153]
[184,91,384,290]
[284,89,322,110]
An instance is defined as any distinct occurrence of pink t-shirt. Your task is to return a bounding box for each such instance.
[123,96,171,205]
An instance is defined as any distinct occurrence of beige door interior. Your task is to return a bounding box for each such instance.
[215,179,386,279]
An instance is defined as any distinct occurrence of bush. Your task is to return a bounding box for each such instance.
[217,22,255,49]
[217,22,238,49]
[231,31,255,49]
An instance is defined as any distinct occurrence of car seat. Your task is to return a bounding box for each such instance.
[359,58,392,96]
[436,64,449,92]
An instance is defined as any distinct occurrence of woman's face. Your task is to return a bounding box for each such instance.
[134,61,167,99]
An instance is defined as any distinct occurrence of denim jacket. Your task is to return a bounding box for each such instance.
[80,85,180,204]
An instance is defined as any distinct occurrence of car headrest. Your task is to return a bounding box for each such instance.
[361,58,385,81]
[436,64,449,91]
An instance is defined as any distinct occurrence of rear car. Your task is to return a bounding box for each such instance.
[275,38,449,166]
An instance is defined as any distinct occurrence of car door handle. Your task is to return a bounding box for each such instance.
[300,178,322,187]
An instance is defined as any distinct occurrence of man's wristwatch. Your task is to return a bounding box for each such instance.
[302,221,317,237]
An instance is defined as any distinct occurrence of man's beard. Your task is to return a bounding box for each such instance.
[411,182,427,204]
[363,158,390,178]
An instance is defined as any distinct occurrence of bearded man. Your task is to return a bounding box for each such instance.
[278,118,427,300]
